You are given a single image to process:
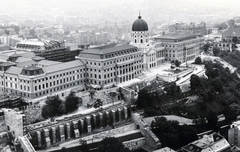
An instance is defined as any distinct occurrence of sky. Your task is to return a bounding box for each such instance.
[1,0,240,24]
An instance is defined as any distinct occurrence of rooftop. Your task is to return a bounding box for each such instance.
[153,147,176,152]
[5,66,22,75]
[80,44,137,55]
[15,57,32,63]
[182,133,230,152]
[16,60,37,68]
[23,65,42,71]
[37,60,61,66]
[16,40,45,46]
[222,28,240,37]
[155,33,201,40]
[42,60,84,73]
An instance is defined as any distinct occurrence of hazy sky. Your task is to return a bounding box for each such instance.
[1,0,240,24]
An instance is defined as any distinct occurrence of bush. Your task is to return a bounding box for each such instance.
[98,137,130,152]
[64,91,80,113]
[194,57,202,64]
[42,95,64,119]
[213,47,221,56]
[175,60,181,67]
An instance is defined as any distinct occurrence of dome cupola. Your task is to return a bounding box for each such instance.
[132,13,148,31]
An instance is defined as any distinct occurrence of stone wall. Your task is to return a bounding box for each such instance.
[18,136,36,152]
[3,108,25,138]
[120,87,135,103]
[76,87,119,107]
[81,124,135,142]
[131,113,161,150]
[0,131,10,150]
[0,111,7,132]
[28,106,131,149]
[123,137,146,151]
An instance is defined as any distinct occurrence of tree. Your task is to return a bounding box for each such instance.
[213,47,221,56]
[151,117,197,148]
[207,111,218,129]
[97,137,130,152]
[201,43,210,53]
[174,60,181,67]
[194,57,202,64]
[65,91,81,113]
[42,95,64,119]
[223,107,237,124]
[164,82,181,96]
[190,74,200,92]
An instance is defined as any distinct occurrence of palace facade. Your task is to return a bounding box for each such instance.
[0,14,204,99]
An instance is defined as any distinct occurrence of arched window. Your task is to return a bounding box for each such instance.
[135,39,137,43]
[141,39,143,43]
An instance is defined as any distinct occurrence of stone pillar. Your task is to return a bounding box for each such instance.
[111,110,116,124]
[79,119,84,134]
[50,127,56,144]
[105,111,110,126]
[59,125,65,142]
[123,106,128,119]
[65,123,71,140]
[92,114,97,129]
[43,129,51,148]
[87,125,92,133]
[36,131,41,148]
[98,112,103,127]
[85,116,91,133]
[118,108,123,122]
[72,121,79,138]
[85,116,91,126]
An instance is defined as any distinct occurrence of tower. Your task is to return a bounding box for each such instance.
[131,12,150,70]
[131,12,149,44]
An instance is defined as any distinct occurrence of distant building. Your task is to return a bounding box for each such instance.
[182,132,230,152]
[14,39,80,62]
[213,42,232,52]
[222,28,240,42]
[153,147,176,152]
[169,22,207,35]
[228,121,240,147]
[0,44,11,51]
[8,35,23,47]
[154,33,204,62]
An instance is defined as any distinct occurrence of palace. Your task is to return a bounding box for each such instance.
[0,14,204,99]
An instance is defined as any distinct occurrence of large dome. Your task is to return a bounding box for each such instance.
[132,16,148,31]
